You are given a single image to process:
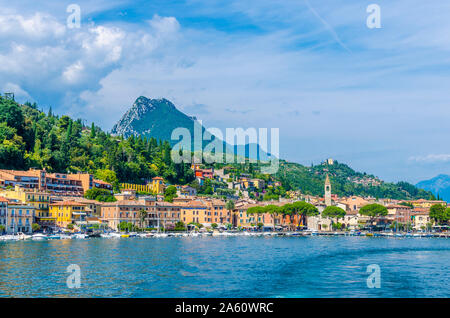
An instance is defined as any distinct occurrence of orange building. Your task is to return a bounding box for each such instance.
[0,169,112,196]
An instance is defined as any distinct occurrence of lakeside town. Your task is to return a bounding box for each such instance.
[0,159,449,241]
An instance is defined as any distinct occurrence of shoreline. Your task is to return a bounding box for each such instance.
[1,231,449,241]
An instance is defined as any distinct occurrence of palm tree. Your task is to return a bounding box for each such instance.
[139,209,148,231]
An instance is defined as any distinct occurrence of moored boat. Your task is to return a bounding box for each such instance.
[31,233,47,240]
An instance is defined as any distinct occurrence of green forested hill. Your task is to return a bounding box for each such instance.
[276,160,435,200]
[0,96,435,200]
[0,97,194,187]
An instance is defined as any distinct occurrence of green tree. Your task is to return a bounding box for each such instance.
[32,223,41,232]
[90,123,96,139]
[359,204,388,229]
[164,185,178,202]
[84,188,116,202]
[322,206,346,230]
[429,204,449,225]
[263,205,282,230]
[0,224,5,234]
[139,209,148,230]
[174,221,186,231]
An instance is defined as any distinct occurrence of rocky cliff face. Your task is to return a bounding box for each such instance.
[111,96,198,143]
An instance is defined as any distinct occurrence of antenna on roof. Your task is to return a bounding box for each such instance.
[4,93,14,101]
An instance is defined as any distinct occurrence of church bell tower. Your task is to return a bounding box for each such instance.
[324,174,332,206]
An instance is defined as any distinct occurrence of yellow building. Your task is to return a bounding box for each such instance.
[150,177,165,194]
[120,177,166,195]
[409,199,447,209]
[0,186,51,220]
[180,200,209,225]
[49,201,87,228]
[232,205,274,228]
[179,199,229,226]
[121,183,153,193]
[252,179,265,189]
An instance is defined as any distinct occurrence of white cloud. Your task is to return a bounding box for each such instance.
[148,14,180,38]
[63,61,85,83]
[0,12,65,41]
[409,154,450,163]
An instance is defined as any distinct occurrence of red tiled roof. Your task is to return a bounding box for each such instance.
[50,201,86,207]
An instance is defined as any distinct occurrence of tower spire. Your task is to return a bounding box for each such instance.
[324,174,331,206]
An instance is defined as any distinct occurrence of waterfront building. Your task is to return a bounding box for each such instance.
[338,196,369,212]
[307,210,332,231]
[49,201,87,228]
[342,210,359,229]
[0,197,8,231]
[101,199,180,230]
[0,169,111,196]
[180,200,209,225]
[6,201,36,234]
[232,203,278,229]
[412,212,431,231]
[387,204,412,224]
[53,196,102,217]
[101,200,151,230]
[0,185,51,218]
[154,201,180,228]
[205,199,229,225]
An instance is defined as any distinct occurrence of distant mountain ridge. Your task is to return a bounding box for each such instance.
[111,96,199,143]
[416,174,450,202]
[111,96,271,160]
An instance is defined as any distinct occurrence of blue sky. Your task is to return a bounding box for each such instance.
[1,0,450,184]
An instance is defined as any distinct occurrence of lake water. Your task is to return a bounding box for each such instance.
[0,237,449,298]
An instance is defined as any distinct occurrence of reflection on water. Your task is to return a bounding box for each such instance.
[0,237,449,298]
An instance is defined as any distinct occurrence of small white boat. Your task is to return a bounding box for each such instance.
[138,233,153,238]
[59,234,72,240]
[154,233,168,238]
[17,232,32,240]
[32,233,47,241]
[73,233,87,239]
[1,235,19,241]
